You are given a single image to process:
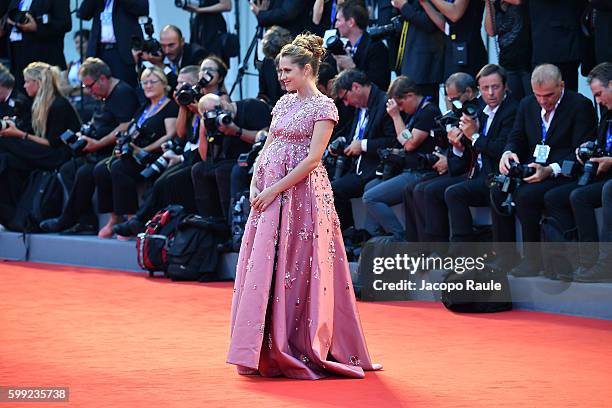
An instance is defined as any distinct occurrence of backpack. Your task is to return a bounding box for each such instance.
[11,170,64,232]
[166,215,229,281]
[136,205,186,276]
[440,266,513,313]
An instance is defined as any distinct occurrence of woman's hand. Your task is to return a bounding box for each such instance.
[249,183,261,204]
[250,185,280,212]
[0,118,21,138]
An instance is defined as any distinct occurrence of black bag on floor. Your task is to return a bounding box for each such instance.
[166,215,230,281]
[11,170,64,232]
[441,267,513,313]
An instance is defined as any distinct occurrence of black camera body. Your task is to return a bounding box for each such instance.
[8,9,29,24]
[325,34,346,56]
[131,16,161,56]
[237,135,267,174]
[175,72,213,106]
[488,160,536,216]
[435,99,480,130]
[323,137,349,181]
[174,0,205,9]
[367,15,404,40]
[203,107,233,144]
[140,137,186,179]
[576,141,606,186]
[59,123,97,156]
[376,147,442,180]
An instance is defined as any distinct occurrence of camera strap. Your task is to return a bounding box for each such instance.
[406,96,432,131]
[606,120,612,154]
[533,119,551,164]
[137,96,168,128]
[395,20,409,71]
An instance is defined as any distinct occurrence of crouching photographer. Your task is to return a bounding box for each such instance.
[542,63,612,282]
[93,67,178,239]
[39,58,140,234]
[360,76,441,241]
[191,93,272,221]
[113,65,204,237]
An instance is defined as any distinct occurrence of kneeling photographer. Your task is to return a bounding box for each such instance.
[40,58,140,234]
[93,67,178,239]
[542,63,612,281]
[360,76,441,241]
[191,93,272,221]
[113,65,203,237]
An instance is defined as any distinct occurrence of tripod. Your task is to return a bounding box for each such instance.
[229,26,263,99]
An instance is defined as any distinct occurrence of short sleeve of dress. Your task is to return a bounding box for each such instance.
[313,96,339,125]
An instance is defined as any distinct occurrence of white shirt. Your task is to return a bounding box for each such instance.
[541,90,565,176]
[100,0,117,44]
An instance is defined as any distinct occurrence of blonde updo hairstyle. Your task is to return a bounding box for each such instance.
[278,33,325,79]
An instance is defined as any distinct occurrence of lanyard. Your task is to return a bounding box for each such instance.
[350,34,362,57]
[357,109,369,140]
[540,119,548,145]
[406,96,431,130]
[606,120,612,153]
[104,0,113,11]
[481,115,488,136]
[192,115,200,139]
[137,96,168,128]
[330,0,337,26]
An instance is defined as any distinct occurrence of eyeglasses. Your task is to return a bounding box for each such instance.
[81,77,100,89]
[337,88,352,103]
[140,79,161,86]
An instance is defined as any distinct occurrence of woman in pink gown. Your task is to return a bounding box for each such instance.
[227,34,381,379]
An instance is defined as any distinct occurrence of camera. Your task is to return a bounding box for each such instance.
[8,9,29,25]
[140,137,185,179]
[435,99,480,129]
[488,160,535,216]
[0,117,16,132]
[174,0,204,8]
[576,141,606,186]
[325,33,346,56]
[175,72,214,106]
[323,137,349,181]
[59,123,97,156]
[131,16,161,56]
[367,16,404,40]
[237,135,267,174]
[203,108,233,144]
[376,147,442,180]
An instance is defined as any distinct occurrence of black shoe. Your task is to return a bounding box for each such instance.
[574,261,612,283]
[40,217,74,233]
[509,258,542,277]
[112,218,145,237]
[60,222,98,235]
[485,252,519,274]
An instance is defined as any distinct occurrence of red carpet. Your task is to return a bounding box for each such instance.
[1,261,611,407]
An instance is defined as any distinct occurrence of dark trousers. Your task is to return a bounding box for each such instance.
[136,160,198,222]
[403,172,439,241]
[445,175,491,241]
[415,173,466,242]
[505,68,532,101]
[602,180,612,242]
[57,158,100,225]
[191,159,234,219]
[93,156,148,215]
[230,163,252,199]
[331,172,369,231]
[555,61,580,92]
[99,46,138,88]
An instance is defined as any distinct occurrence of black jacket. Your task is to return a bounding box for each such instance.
[0,88,32,133]
[352,32,391,92]
[6,0,71,69]
[471,96,519,177]
[347,84,395,180]
[256,0,315,37]
[504,90,597,167]
[398,1,445,86]
[78,0,149,66]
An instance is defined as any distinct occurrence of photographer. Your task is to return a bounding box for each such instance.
[191,92,272,220]
[39,57,140,234]
[78,0,149,87]
[0,62,80,230]
[179,0,231,64]
[113,65,204,236]
[199,56,231,103]
[132,25,208,92]
[250,0,315,38]
[361,76,441,241]
[543,62,612,281]
[445,64,518,244]
[421,0,487,80]
[330,69,395,231]
[3,0,72,88]
[390,0,444,101]
[0,63,31,132]
[93,67,178,239]
[331,1,390,91]
[496,64,596,277]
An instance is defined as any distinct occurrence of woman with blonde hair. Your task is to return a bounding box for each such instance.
[0,61,81,230]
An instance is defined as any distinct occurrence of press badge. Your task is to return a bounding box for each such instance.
[533,144,550,164]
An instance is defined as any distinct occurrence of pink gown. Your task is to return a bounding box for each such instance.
[227,92,381,379]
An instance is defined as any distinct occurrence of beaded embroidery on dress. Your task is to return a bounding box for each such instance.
[227,92,381,379]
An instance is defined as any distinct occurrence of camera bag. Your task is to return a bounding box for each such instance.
[11,170,64,233]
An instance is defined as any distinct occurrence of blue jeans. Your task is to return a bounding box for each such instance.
[363,170,434,240]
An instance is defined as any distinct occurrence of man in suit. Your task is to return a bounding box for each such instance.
[250,0,315,38]
[333,1,390,91]
[78,0,149,87]
[391,0,445,102]
[528,0,587,92]
[497,63,596,276]
[446,64,518,243]
[3,0,71,88]
[331,69,396,230]
[0,63,31,133]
